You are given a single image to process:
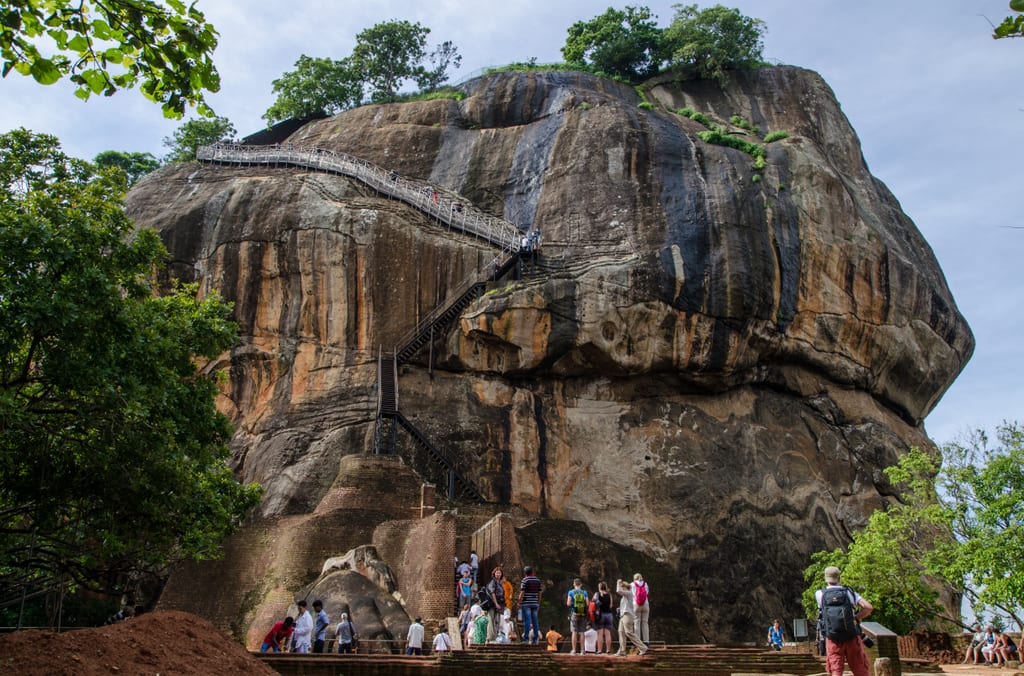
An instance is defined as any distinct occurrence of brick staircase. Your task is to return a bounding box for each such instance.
[254,643,827,675]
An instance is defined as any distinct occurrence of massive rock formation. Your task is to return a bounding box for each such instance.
[126,67,972,642]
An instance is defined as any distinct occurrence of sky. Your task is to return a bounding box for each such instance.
[0,0,1019,448]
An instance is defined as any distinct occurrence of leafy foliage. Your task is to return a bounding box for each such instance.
[763,130,789,143]
[93,150,160,186]
[263,56,363,124]
[263,20,462,121]
[0,0,220,118]
[994,1,1024,38]
[664,4,766,85]
[162,116,236,163]
[418,40,462,92]
[562,5,666,80]
[0,130,261,603]
[350,19,431,103]
[804,425,1024,632]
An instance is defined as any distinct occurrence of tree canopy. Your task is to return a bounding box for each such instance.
[0,0,220,117]
[263,19,462,124]
[803,424,1024,633]
[262,55,363,123]
[163,115,236,163]
[93,150,160,186]
[0,129,262,606]
[562,5,666,80]
[663,4,767,85]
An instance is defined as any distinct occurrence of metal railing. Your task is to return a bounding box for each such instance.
[196,143,523,253]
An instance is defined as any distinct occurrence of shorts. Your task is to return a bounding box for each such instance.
[569,613,586,632]
[597,611,614,630]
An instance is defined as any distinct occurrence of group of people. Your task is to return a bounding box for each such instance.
[964,624,1019,666]
[564,575,650,656]
[454,563,651,657]
[259,599,357,654]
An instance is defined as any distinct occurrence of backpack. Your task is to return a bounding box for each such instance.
[477,587,494,611]
[634,582,648,607]
[571,589,587,616]
[819,586,858,643]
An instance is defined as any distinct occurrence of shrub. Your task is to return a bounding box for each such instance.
[763,130,789,143]
[638,101,654,110]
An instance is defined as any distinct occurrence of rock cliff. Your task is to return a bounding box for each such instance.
[126,67,972,641]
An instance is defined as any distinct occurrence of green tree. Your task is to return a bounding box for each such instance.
[350,19,430,102]
[0,0,220,117]
[562,5,666,80]
[263,55,363,124]
[163,115,236,163]
[663,4,766,85]
[0,129,261,605]
[803,425,1024,632]
[93,150,161,186]
[417,40,462,92]
[994,0,1024,38]
[801,448,956,635]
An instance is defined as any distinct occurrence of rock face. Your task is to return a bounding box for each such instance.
[126,67,972,641]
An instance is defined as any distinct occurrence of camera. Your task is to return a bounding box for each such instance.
[861,635,874,649]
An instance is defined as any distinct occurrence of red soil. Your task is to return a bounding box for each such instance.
[0,610,276,676]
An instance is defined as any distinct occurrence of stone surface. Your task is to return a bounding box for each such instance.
[127,66,972,642]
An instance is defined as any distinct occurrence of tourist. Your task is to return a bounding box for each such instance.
[501,574,515,625]
[458,604,471,639]
[963,624,983,664]
[484,567,507,642]
[292,600,313,653]
[583,621,598,654]
[566,578,589,655]
[632,573,651,645]
[312,600,330,653]
[768,618,785,650]
[259,616,294,653]
[615,579,647,656]
[406,616,425,655]
[470,550,479,584]
[472,609,489,646]
[980,626,997,665]
[105,606,135,624]
[545,625,563,652]
[995,629,1017,666]
[457,570,473,609]
[335,612,357,654]
[593,581,614,654]
[432,625,452,653]
[815,566,872,676]
[518,565,543,645]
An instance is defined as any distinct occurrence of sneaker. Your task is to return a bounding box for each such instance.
[639,648,648,656]
[615,651,626,656]
[569,650,576,655]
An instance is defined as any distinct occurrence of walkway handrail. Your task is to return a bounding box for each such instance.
[393,244,517,358]
[196,143,522,253]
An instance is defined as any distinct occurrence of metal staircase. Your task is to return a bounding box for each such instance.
[198,142,521,505]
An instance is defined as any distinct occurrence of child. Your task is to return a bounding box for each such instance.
[546,625,564,652]
[583,621,598,654]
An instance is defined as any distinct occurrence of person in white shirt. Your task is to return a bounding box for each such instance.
[291,600,313,653]
[406,616,425,655]
[582,623,598,654]
[615,579,647,657]
[432,625,452,652]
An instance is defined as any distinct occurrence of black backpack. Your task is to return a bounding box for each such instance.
[819,586,858,643]
[476,587,494,611]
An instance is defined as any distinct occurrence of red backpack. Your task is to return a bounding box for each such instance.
[635,582,648,606]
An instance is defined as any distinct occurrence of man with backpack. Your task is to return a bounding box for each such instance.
[815,566,874,676]
[566,578,589,655]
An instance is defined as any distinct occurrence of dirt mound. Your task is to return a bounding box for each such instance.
[0,610,276,675]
